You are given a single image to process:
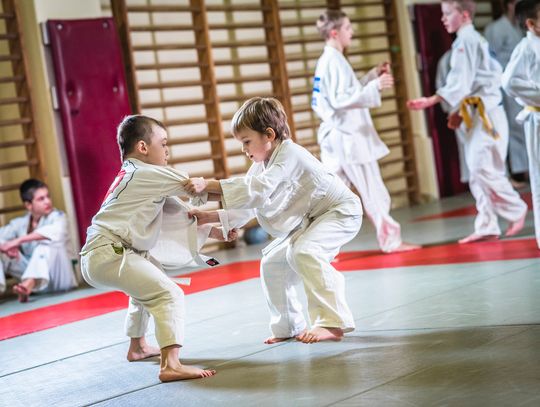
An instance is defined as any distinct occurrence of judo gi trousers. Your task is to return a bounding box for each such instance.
[463,105,527,236]
[81,242,184,348]
[259,199,361,338]
[0,242,75,294]
[524,112,540,248]
[338,161,402,252]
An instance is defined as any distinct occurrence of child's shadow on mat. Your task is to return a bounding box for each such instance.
[183,325,525,389]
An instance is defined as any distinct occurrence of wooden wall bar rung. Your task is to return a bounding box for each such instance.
[164,116,217,126]
[136,61,204,70]
[206,4,271,12]
[280,15,391,28]
[141,98,211,109]
[386,140,410,149]
[214,56,278,66]
[138,80,211,90]
[278,1,382,10]
[0,96,27,105]
[208,22,272,30]
[130,24,200,32]
[133,43,206,51]
[219,91,275,103]
[384,171,416,182]
[0,75,24,83]
[0,12,15,18]
[217,74,276,85]
[0,54,21,61]
[0,183,20,193]
[168,134,220,146]
[211,39,275,48]
[0,117,32,126]
[380,155,413,167]
[126,5,199,13]
[0,138,35,149]
[0,205,25,215]
[0,158,39,171]
[284,31,394,45]
[378,125,407,135]
[0,32,17,40]
[167,152,220,164]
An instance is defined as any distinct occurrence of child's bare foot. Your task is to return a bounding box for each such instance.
[264,335,293,344]
[505,212,526,237]
[458,233,499,244]
[12,284,30,303]
[386,242,421,253]
[127,344,161,362]
[159,364,216,382]
[127,337,160,361]
[296,327,343,344]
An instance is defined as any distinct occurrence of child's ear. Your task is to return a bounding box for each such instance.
[525,18,535,31]
[137,140,148,154]
[265,128,277,141]
[24,201,32,212]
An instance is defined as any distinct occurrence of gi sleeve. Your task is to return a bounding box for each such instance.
[502,43,540,106]
[34,212,68,243]
[220,161,287,210]
[324,63,381,110]
[217,208,256,239]
[0,221,18,243]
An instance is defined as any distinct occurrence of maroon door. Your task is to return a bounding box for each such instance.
[412,4,468,197]
[47,18,132,245]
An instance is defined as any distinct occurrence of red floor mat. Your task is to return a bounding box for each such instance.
[1,239,538,341]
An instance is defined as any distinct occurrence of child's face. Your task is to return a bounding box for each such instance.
[441,2,468,33]
[333,17,353,49]
[235,128,276,163]
[25,187,53,217]
[144,125,169,166]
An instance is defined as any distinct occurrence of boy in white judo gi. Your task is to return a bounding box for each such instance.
[311,9,420,253]
[0,179,77,302]
[185,97,362,344]
[485,0,528,185]
[502,0,540,249]
[80,115,235,382]
[408,0,527,244]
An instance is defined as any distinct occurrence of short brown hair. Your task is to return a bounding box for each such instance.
[231,97,291,141]
[117,115,165,160]
[316,9,348,40]
[441,0,477,18]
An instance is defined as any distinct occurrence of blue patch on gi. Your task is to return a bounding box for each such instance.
[313,76,321,93]
[311,96,317,107]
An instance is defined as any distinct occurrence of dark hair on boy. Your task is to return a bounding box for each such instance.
[20,178,47,203]
[515,0,540,29]
[231,97,291,141]
[117,115,166,160]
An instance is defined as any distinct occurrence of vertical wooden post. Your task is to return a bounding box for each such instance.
[190,0,229,179]
[384,0,420,204]
[110,0,140,114]
[3,0,44,181]
[260,0,296,141]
